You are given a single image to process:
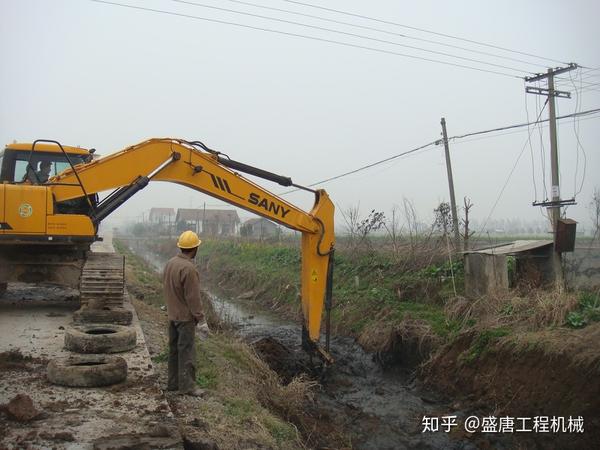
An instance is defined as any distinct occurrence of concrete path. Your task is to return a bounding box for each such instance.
[0,230,183,449]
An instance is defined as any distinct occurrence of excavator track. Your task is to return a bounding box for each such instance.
[79,252,125,308]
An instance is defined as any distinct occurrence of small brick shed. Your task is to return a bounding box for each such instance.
[463,240,554,298]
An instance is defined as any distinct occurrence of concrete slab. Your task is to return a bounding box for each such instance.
[0,229,183,449]
[0,293,182,449]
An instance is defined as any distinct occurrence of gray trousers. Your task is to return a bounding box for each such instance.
[167,321,196,393]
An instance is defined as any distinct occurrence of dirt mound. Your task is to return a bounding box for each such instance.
[251,337,309,383]
[0,349,47,372]
[2,394,42,422]
[358,319,441,369]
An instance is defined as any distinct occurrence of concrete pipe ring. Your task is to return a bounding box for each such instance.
[47,355,127,387]
[64,324,137,354]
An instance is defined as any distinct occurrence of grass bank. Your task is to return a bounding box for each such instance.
[115,239,315,450]
[195,239,462,350]
[191,238,600,446]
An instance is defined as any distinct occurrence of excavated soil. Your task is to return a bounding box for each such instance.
[423,327,600,450]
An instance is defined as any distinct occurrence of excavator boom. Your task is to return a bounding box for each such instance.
[0,138,335,361]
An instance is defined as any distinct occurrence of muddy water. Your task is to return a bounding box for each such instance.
[121,239,493,450]
[210,293,482,450]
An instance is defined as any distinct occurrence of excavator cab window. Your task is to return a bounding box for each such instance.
[0,149,86,183]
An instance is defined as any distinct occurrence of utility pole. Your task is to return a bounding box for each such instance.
[440,117,461,251]
[525,63,578,289]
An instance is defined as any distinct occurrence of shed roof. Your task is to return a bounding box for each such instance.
[464,240,553,255]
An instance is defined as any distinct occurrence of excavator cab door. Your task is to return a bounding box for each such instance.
[0,184,47,235]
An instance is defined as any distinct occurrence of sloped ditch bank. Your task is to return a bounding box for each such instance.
[118,237,518,449]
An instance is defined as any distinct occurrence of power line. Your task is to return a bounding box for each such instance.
[90,0,524,78]
[477,99,549,237]
[279,140,441,195]
[581,67,600,74]
[524,82,538,201]
[571,71,600,81]
[166,0,532,73]
[448,112,599,146]
[448,107,600,141]
[209,0,550,69]
[555,77,600,88]
[279,0,568,65]
[568,69,587,198]
[280,107,600,194]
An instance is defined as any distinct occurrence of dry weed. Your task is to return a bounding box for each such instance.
[445,289,580,332]
[359,317,439,363]
[528,290,578,329]
[223,338,316,420]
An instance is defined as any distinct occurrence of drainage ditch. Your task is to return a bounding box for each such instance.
[121,238,519,449]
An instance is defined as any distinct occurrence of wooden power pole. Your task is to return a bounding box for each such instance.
[525,63,578,289]
[440,117,461,251]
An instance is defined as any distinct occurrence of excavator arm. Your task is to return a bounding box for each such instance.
[50,138,335,361]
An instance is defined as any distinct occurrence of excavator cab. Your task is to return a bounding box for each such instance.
[0,143,91,184]
[0,143,98,292]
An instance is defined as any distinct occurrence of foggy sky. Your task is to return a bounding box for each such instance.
[1,0,599,233]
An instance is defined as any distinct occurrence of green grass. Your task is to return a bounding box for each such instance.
[463,327,510,363]
[392,301,461,338]
[224,398,257,420]
[151,349,168,363]
[195,370,218,389]
[263,416,297,444]
[566,291,600,328]
[197,240,300,306]
[195,239,466,342]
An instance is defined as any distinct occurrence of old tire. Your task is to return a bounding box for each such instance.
[47,355,127,387]
[64,324,136,354]
[73,306,133,326]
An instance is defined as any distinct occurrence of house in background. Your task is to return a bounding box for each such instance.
[175,208,240,236]
[148,207,175,234]
[241,218,279,239]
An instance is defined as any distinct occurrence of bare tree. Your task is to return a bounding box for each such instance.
[461,196,475,251]
[341,204,361,248]
[403,198,419,245]
[341,205,385,253]
[357,210,386,251]
[433,202,452,237]
[383,206,403,260]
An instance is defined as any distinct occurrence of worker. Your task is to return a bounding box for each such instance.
[21,161,39,183]
[163,230,206,397]
[35,161,52,183]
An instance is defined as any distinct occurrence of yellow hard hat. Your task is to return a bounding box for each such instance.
[177,230,202,249]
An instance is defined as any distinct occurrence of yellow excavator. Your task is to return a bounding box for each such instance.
[0,138,335,362]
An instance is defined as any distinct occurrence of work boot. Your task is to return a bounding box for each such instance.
[180,387,205,397]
